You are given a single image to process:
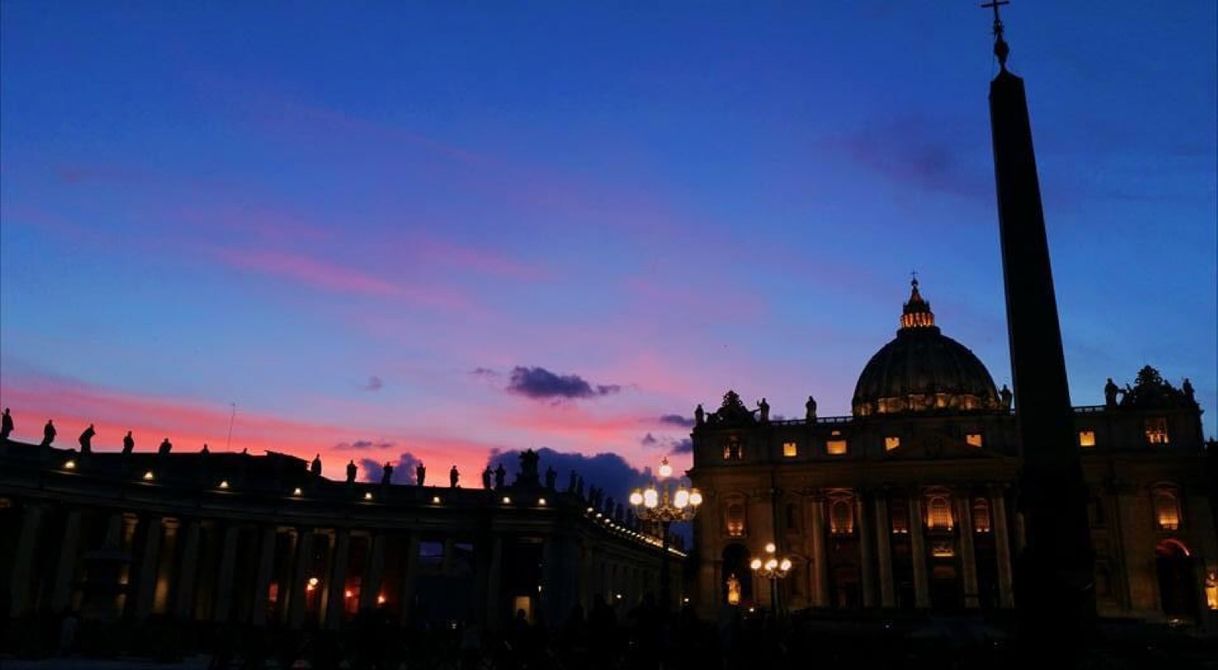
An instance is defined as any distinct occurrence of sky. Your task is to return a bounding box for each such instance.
[1,2,1215,489]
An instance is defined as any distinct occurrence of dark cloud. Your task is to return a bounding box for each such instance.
[485,447,653,508]
[640,433,658,446]
[658,414,695,428]
[471,367,499,378]
[669,438,693,455]
[506,366,621,400]
[334,439,396,451]
[359,451,422,484]
[363,375,384,391]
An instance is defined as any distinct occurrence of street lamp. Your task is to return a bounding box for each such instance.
[750,542,793,615]
[629,456,703,609]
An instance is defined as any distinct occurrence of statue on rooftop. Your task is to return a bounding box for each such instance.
[382,462,394,485]
[494,463,507,489]
[567,470,577,493]
[41,420,56,447]
[450,465,460,488]
[545,465,557,490]
[757,397,770,423]
[575,475,584,498]
[1183,378,1196,403]
[1000,384,1013,410]
[1,408,13,440]
[158,437,172,455]
[346,459,357,484]
[78,424,95,453]
[483,466,493,490]
[694,404,705,426]
[201,443,210,454]
[311,454,322,477]
[805,395,817,423]
[1104,378,1119,407]
[122,431,135,455]
[416,462,426,487]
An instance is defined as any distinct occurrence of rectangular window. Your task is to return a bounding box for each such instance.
[1145,417,1170,445]
[1078,430,1096,448]
[826,439,848,455]
[782,442,798,458]
[965,433,983,448]
[884,436,901,451]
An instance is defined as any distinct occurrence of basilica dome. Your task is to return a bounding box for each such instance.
[852,280,1001,416]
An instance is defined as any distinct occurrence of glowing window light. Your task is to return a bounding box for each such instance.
[826,440,847,455]
[1145,417,1170,445]
[884,436,901,451]
[782,442,798,457]
[219,480,230,489]
[1154,492,1181,530]
[432,496,442,504]
[965,433,983,448]
[1078,430,1096,448]
[927,496,953,530]
[292,487,303,496]
[143,470,155,481]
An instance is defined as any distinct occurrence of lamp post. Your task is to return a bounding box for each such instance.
[629,456,703,610]
[750,542,792,616]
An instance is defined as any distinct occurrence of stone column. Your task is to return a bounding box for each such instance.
[810,497,828,607]
[251,526,277,626]
[484,535,503,628]
[9,503,45,616]
[991,487,1015,608]
[153,518,180,614]
[277,529,299,625]
[909,496,930,608]
[175,521,202,620]
[288,529,315,629]
[134,516,164,620]
[399,534,419,625]
[324,529,351,629]
[359,533,385,612]
[856,494,876,607]
[955,495,979,608]
[50,509,84,613]
[212,524,241,622]
[874,496,895,608]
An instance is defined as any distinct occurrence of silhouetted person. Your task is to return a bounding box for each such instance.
[494,463,506,489]
[805,395,817,422]
[1104,377,1119,407]
[382,462,393,485]
[346,459,357,483]
[310,453,322,476]
[1000,383,1013,409]
[122,430,135,454]
[78,424,96,453]
[482,466,493,489]
[1,408,13,440]
[694,404,704,426]
[449,465,459,488]
[158,437,172,454]
[416,462,426,486]
[41,420,56,447]
[545,465,557,490]
[756,397,769,422]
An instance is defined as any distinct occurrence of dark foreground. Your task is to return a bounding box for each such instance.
[3,607,1215,670]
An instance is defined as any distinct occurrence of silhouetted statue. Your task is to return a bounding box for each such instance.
[604,496,614,516]
[416,462,426,486]
[694,404,705,426]
[346,459,357,484]
[41,420,56,447]
[311,454,322,476]
[382,462,394,485]
[1183,378,1196,403]
[545,465,557,490]
[575,475,584,498]
[494,463,506,489]
[757,397,770,423]
[122,431,135,455]
[1104,378,1119,407]
[805,395,818,422]
[1,408,12,440]
[158,438,172,455]
[200,443,209,454]
[520,448,540,484]
[1000,384,1013,410]
[567,470,577,493]
[449,465,460,488]
[78,424,96,453]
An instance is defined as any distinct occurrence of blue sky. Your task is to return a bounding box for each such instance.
[2,2,1214,478]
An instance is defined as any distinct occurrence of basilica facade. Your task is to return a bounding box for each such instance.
[688,281,1217,628]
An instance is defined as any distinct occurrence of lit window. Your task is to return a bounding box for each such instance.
[1078,430,1096,448]
[890,502,909,534]
[1153,491,1180,530]
[965,433,983,448]
[972,499,991,533]
[830,499,854,535]
[782,442,798,458]
[1205,571,1217,611]
[931,541,955,558]
[723,437,743,461]
[725,502,746,537]
[927,496,953,530]
[884,436,901,451]
[1145,417,1169,445]
[826,440,848,455]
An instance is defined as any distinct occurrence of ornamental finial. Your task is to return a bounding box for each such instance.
[981,0,1011,69]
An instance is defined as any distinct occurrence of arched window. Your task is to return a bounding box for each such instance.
[927,496,953,530]
[830,499,854,535]
[890,500,909,534]
[723,436,743,461]
[724,498,746,537]
[1153,489,1181,531]
[972,499,991,533]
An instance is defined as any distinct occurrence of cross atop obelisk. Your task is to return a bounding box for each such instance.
[981,0,1011,68]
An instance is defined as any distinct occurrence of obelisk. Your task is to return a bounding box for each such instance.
[984,1,1095,653]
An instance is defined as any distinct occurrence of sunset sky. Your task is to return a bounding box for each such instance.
[2,2,1214,487]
